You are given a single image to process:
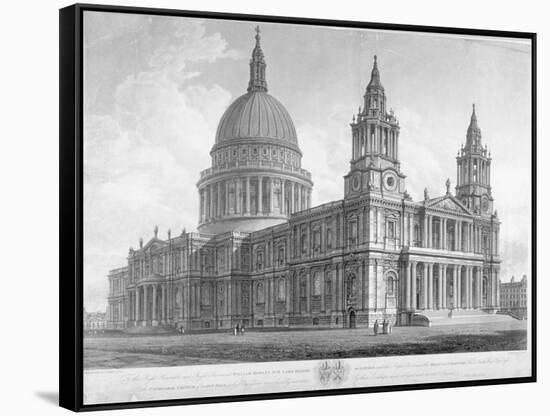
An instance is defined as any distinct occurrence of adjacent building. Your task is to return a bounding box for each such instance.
[500,275,528,318]
[84,309,107,332]
[107,28,501,331]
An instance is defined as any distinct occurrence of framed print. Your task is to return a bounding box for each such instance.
[59,3,537,411]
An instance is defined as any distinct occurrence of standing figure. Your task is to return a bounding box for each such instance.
[373,320,379,336]
[382,320,388,335]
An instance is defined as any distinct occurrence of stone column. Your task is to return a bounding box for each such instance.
[468,266,473,309]
[269,178,274,214]
[135,288,140,322]
[161,285,166,323]
[320,271,326,311]
[286,275,292,313]
[439,218,443,249]
[410,262,417,310]
[143,285,149,324]
[405,262,411,310]
[291,182,295,213]
[225,180,230,214]
[298,184,302,212]
[336,265,343,311]
[306,274,311,313]
[427,216,432,248]
[258,177,263,214]
[179,284,184,319]
[246,177,251,214]
[281,180,286,215]
[208,184,214,219]
[152,285,157,324]
[217,181,222,217]
[421,264,428,310]
[458,221,463,251]
[441,264,447,309]
[457,266,462,309]
[408,214,414,247]
[442,218,447,250]
[428,263,434,309]
[452,266,458,310]
[476,267,482,309]
[422,214,429,247]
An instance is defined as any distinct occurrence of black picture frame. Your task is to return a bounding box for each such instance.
[59,3,537,412]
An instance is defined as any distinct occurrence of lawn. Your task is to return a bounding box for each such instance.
[84,320,527,370]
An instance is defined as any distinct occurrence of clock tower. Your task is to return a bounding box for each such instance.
[344,56,405,200]
[455,105,494,216]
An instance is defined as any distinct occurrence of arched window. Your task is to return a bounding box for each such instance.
[326,228,333,249]
[257,282,265,303]
[313,272,321,296]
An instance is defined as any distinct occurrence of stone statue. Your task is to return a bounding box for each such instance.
[424,188,429,200]
[154,225,158,238]
[445,178,451,195]
[139,237,143,248]
[167,228,171,239]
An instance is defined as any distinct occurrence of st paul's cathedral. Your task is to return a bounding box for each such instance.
[107,28,501,331]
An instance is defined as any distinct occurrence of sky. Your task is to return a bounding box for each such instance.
[83,12,532,312]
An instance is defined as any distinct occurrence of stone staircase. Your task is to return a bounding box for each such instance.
[123,325,180,335]
[412,309,516,327]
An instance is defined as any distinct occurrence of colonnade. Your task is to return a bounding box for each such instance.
[403,212,495,255]
[457,156,491,187]
[352,123,399,160]
[199,176,311,222]
[402,261,498,311]
[129,284,169,325]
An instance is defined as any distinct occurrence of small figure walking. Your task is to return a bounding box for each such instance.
[382,320,388,335]
[373,320,379,336]
[388,320,393,334]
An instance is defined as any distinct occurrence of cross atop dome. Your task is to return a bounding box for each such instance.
[248,25,268,93]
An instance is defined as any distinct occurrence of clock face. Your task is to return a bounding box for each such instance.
[383,171,397,191]
[351,173,361,191]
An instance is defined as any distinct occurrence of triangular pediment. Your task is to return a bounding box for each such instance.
[426,195,472,215]
[141,237,168,252]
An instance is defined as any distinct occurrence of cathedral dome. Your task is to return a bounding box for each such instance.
[215,90,299,149]
[196,27,313,235]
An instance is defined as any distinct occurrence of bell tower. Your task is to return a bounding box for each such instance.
[344,56,405,199]
[456,104,494,216]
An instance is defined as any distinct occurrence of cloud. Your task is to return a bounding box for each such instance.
[83,19,236,311]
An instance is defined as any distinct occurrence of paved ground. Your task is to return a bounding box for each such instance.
[84,320,527,370]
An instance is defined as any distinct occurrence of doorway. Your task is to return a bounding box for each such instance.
[349,310,356,328]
